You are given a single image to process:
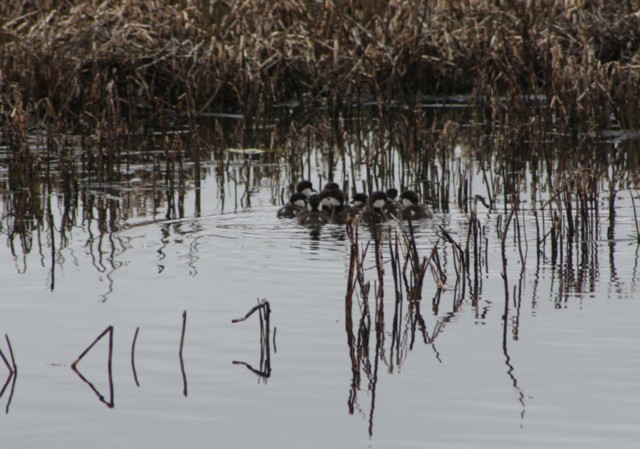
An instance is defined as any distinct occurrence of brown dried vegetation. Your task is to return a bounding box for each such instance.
[1,0,639,130]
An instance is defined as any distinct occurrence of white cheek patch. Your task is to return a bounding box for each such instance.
[402,198,412,207]
[301,188,312,197]
[353,201,364,208]
[331,198,341,207]
[373,199,386,209]
[294,199,306,207]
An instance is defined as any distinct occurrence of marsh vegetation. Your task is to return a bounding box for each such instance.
[1,1,640,447]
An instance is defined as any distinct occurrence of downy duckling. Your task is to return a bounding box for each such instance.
[328,189,351,224]
[383,188,403,219]
[337,192,367,224]
[297,194,331,226]
[277,192,308,218]
[386,188,399,201]
[360,191,389,225]
[319,183,349,220]
[400,190,433,220]
[318,189,334,216]
[296,180,316,199]
[322,181,341,192]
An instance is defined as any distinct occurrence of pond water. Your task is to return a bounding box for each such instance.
[1,112,640,448]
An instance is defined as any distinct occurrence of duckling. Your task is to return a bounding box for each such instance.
[383,187,403,219]
[297,194,331,226]
[328,189,351,224]
[318,189,334,216]
[322,181,341,192]
[400,190,433,220]
[277,192,308,218]
[360,191,389,225]
[337,192,367,224]
[319,183,350,219]
[296,180,315,199]
[350,192,369,209]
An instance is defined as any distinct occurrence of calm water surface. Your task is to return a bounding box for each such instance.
[1,143,640,448]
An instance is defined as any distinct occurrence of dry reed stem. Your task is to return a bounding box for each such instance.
[1,0,638,133]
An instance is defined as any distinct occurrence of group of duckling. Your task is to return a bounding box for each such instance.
[277,180,433,226]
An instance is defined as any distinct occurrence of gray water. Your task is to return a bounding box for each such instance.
[1,139,640,448]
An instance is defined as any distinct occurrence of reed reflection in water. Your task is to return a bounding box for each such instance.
[1,107,640,447]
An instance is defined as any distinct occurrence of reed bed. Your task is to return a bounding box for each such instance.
[1,0,640,301]
[3,0,639,212]
[2,1,639,422]
[1,0,639,132]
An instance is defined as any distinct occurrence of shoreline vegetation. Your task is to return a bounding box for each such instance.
[2,4,640,417]
[1,0,640,261]
[1,0,639,132]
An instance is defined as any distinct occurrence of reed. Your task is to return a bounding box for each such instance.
[71,325,115,408]
[179,310,188,396]
[1,1,638,134]
[131,327,140,387]
[232,299,272,379]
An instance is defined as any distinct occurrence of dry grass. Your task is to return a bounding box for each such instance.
[1,0,639,131]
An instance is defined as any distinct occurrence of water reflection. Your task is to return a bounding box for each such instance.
[2,106,640,445]
[131,327,141,388]
[0,335,17,414]
[3,110,639,292]
[342,221,467,435]
[503,266,527,422]
[71,326,114,409]
[179,311,188,397]
[232,300,273,382]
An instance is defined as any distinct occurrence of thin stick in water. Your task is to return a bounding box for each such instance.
[0,346,11,375]
[179,311,187,397]
[5,335,17,374]
[131,327,140,387]
[232,300,270,323]
[71,326,113,368]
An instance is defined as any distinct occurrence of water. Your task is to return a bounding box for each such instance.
[2,129,640,448]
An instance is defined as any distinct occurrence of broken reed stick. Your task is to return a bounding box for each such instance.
[344,221,361,393]
[630,190,640,241]
[5,335,17,374]
[179,311,187,357]
[388,227,402,304]
[273,326,277,354]
[179,311,187,397]
[71,326,113,368]
[421,241,446,289]
[0,346,11,374]
[231,299,272,379]
[438,226,466,278]
[345,221,359,308]
[0,335,18,412]
[70,326,114,408]
[0,367,11,399]
[107,327,114,407]
[231,300,271,324]
[131,327,140,387]
[231,360,266,376]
